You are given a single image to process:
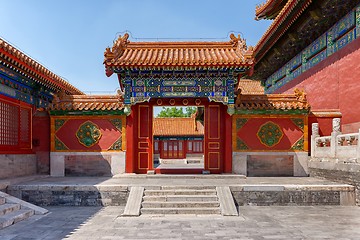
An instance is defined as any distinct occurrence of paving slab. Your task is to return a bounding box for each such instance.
[0,206,360,239]
[5,175,354,187]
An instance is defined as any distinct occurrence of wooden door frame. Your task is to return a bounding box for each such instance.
[126,98,232,173]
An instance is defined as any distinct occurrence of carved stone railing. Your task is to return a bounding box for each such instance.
[311,118,360,163]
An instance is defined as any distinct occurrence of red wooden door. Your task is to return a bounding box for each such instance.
[204,103,224,173]
[134,104,153,173]
[161,140,184,159]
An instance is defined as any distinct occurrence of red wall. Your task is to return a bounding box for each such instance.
[53,117,124,152]
[32,112,50,174]
[234,116,307,152]
[275,38,360,133]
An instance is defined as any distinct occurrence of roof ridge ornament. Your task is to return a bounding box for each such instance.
[104,33,130,63]
[113,33,130,56]
[294,88,307,102]
[229,33,241,47]
[52,89,69,103]
[229,33,254,63]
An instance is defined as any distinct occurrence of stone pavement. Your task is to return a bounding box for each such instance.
[4,175,354,187]
[1,206,360,239]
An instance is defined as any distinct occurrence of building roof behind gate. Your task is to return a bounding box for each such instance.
[153,117,204,136]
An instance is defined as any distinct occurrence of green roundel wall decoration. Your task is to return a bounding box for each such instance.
[257,121,283,147]
[76,121,102,147]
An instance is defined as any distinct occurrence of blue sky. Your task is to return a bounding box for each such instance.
[0,0,271,93]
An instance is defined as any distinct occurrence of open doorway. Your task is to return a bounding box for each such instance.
[153,106,205,171]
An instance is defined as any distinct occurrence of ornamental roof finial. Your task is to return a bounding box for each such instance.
[229,33,241,47]
[113,33,130,52]
[230,33,254,63]
[104,33,130,63]
[294,88,307,102]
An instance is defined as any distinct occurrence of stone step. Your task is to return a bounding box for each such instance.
[160,159,186,164]
[0,203,21,216]
[144,189,216,196]
[0,197,5,205]
[141,207,221,215]
[186,159,203,164]
[160,186,215,190]
[0,209,34,229]
[142,201,220,208]
[143,195,218,202]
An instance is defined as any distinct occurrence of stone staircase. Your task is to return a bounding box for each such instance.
[0,195,34,229]
[0,192,48,229]
[141,186,221,215]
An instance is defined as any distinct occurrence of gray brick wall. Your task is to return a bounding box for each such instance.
[65,155,112,176]
[310,168,360,205]
[0,154,36,179]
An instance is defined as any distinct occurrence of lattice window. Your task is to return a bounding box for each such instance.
[187,140,203,153]
[153,140,159,154]
[0,97,31,150]
[0,101,19,146]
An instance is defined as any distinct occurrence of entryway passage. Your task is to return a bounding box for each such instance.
[128,99,232,174]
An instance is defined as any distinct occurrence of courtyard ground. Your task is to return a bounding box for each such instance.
[1,205,360,240]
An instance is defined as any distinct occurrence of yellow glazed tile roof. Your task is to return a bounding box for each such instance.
[104,33,254,70]
[153,117,204,136]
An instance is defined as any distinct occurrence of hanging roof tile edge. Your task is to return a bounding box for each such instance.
[0,37,84,95]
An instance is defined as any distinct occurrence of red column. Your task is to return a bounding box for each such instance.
[224,109,233,173]
[125,106,136,173]
[32,112,50,174]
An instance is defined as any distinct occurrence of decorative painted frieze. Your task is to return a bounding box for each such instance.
[265,6,359,93]
[121,70,237,114]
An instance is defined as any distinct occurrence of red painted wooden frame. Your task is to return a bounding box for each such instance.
[126,98,232,174]
[0,94,32,153]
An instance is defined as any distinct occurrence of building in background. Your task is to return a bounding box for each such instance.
[0,38,83,178]
[153,117,204,162]
[252,0,360,135]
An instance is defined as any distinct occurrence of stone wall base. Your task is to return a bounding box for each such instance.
[232,152,309,177]
[309,159,360,205]
[50,152,126,177]
[0,154,37,179]
[7,185,129,206]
